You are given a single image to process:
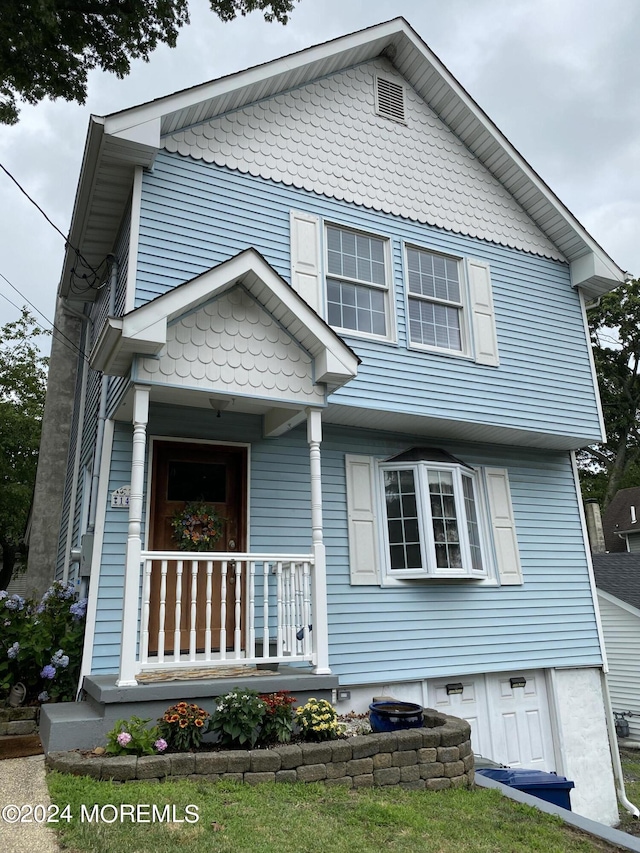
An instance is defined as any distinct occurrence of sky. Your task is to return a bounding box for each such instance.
[0,0,638,355]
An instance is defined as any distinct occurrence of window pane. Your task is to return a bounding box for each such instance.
[428,469,462,570]
[327,278,385,336]
[384,467,421,571]
[406,248,462,350]
[463,475,483,571]
[326,227,388,336]
[168,461,226,502]
[407,298,462,351]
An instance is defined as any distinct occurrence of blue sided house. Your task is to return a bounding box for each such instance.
[37,18,627,823]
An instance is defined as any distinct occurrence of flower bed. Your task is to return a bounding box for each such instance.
[46,712,474,792]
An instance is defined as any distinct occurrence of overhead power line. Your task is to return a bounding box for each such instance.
[0,270,90,364]
[0,160,103,289]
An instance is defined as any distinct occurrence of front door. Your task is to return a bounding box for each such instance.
[148,441,247,656]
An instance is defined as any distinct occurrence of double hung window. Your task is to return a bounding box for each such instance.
[326,225,390,339]
[406,247,464,353]
[379,459,486,579]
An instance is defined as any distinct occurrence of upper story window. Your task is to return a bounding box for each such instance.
[379,453,486,580]
[326,225,391,340]
[406,247,465,354]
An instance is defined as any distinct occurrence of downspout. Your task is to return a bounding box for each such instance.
[86,255,117,537]
[60,312,91,584]
[600,669,640,818]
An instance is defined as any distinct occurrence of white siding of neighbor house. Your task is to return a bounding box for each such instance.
[598,589,640,742]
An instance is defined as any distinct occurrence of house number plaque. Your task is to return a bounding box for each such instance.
[111,486,131,508]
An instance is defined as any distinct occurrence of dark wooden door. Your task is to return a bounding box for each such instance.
[148,441,247,656]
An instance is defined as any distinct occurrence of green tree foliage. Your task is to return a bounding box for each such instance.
[580,279,640,509]
[0,0,298,124]
[0,310,48,588]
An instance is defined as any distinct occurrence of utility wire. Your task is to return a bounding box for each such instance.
[0,161,100,283]
[0,271,90,364]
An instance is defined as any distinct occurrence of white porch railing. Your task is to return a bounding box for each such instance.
[138,552,315,670]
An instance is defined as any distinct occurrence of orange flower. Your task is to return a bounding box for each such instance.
[195,718,204,727]
[179,719,188,728]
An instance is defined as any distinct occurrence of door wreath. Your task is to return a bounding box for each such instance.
[170,502,225,552]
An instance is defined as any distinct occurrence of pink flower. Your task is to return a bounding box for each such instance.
[155,738,168,752]
[117,732,132,746]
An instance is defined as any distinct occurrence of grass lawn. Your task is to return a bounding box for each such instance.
[617,747,640,836]
[47,772,629,853]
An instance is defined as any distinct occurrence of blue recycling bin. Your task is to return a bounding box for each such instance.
[476,767,574,810]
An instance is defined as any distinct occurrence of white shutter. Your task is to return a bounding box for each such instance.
[290,210,322,315]
[485,467,523,585]
[467,258,499,366]
[345,455,380,585]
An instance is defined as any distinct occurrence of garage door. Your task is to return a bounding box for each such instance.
[428,669,555,770]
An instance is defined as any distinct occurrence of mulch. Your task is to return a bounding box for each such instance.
[0,734,44,760]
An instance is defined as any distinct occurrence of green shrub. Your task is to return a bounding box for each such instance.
[258,691,297,745]
[209,688,266,747]
[0,582,87,703]
[105,716,165,756]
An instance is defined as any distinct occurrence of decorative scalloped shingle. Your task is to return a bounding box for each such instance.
[162,59,563,261]
[136,286,324,404]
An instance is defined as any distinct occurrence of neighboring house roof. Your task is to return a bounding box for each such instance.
[59,17,624,304]
[602,487,640,552]
[592,553,640,610]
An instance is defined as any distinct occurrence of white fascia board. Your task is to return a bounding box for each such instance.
[102,19,407,135]
[598,588,640,621]
[58,117,105,298]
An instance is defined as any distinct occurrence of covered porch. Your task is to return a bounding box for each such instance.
[87,250,359,688]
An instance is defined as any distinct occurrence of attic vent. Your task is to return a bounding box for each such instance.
[376,76,405,123]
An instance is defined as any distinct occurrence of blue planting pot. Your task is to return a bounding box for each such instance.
[369,701,424,733]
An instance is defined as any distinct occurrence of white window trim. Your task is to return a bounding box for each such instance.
[403,242,473,359]
[324,220,397,345]
[375,459,496,584]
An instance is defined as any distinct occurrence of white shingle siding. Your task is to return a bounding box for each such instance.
[163,60,562,262]
[135,286,324,406]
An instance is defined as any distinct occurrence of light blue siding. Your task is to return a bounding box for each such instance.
[132,153,601,442]
[89,405,601,680]
[55,206,131,583]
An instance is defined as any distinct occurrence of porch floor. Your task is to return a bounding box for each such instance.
[41,667,339,754]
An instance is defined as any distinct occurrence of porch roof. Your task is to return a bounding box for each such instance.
[90,248,360,390]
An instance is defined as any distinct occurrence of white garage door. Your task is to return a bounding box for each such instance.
[428,669,555,770]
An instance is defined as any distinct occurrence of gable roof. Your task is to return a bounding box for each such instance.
[59,17,625,302]
[602,487,640,552]
[90,248,359,389]
[592,553,640,610]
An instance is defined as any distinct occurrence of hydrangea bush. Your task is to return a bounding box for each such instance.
[0,581,87,703]
[105,716,164,756]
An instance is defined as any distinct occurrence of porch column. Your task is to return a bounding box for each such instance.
[307,407,330,674]
[117,384,150,687]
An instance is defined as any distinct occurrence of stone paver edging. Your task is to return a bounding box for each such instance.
[46,715,473,791]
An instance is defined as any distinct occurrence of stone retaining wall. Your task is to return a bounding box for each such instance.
[46,712,474,791]
[0,706,38,735]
